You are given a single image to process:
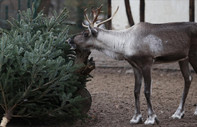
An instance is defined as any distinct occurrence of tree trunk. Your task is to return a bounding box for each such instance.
[38,0,51,15]
[76,2,84,30]
[0,116,9,127]
[124,0,134,26]
[75,48,95,75]
[107,0,112,29]
[189,0,195,22]
[0,112,11,127]
[140,0,145,22]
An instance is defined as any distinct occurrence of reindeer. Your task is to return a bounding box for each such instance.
[68,6,197,125]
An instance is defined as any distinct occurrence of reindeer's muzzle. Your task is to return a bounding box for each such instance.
[67,37,76,50]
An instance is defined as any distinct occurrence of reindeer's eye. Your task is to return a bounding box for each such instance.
[84,31,89,37]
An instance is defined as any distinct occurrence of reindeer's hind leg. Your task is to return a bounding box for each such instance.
[195,107,197,116]
[189,54,197,116]
[172,59,192,119]
[189,54,197,73]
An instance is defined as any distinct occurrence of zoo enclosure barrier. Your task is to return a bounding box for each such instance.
[0,0,40,29]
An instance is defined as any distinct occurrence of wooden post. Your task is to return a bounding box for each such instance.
[124,0,134,26]
[5,5,8,20]
[18,0,21,10]
[37,0,51,15]
[140,0,145,22]
[18,0,21,21]
[57,0,61,14]
[27,0,31,8]
[107,0,112,29]
[189,0,195,22]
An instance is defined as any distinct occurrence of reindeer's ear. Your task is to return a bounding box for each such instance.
[88,25,98,37]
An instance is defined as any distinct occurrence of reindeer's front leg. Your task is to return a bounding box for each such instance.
[130,67,143,124]
[142,65,159,125]
[172,59,192,119]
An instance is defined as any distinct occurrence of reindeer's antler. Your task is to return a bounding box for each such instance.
[82,5,119,28]
[84,8,91,25]
[95,6,119,27]
[92,5,103,25]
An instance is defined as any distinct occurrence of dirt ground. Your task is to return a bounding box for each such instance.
[73,67,197,127]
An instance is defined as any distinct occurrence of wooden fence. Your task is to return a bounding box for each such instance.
[0,0,40,29]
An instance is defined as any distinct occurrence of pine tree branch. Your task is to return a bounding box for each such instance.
[9,100,24,114]
[22,56,42,97]
[47,8,68,32]
[31,77,59,92]
[0,104,5,111]
[22,82,33,99]
[0,83,8,112]
[12,114,31,118]
[37,77,62,100]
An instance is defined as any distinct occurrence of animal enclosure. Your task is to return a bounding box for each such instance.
[70,0,197,125]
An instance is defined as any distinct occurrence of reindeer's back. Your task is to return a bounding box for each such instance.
[131,22,195,60]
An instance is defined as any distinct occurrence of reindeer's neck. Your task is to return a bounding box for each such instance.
[94,28,134,57]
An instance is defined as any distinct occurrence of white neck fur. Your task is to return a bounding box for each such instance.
[92,28,135,59]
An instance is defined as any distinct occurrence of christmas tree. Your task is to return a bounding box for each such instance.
[0,7,93,126]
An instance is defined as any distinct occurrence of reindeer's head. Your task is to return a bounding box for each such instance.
[68,5,119,49]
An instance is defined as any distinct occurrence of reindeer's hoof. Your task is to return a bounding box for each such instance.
[130,114,143,124]
[171,111,185,119]
[144,114,159,125]
[194,107,197,116]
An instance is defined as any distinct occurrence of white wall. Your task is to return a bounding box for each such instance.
[112,0,196,30]
[112,0,130,29]
[196,0,197,21]
[146,0,189,23]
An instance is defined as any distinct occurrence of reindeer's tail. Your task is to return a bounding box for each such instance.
[190,22,197,35]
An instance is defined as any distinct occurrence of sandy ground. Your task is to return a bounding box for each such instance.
[72,67,197,127]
